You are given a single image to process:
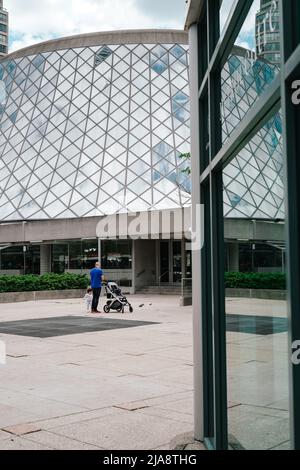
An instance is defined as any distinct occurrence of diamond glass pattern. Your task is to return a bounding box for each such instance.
[0,39,284,221]
[0,41,190,220]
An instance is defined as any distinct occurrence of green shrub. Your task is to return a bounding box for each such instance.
[0,273,89,293]
[224,272,286,290]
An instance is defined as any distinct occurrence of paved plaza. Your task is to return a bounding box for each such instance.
[0,295,195,450]
[0,295,289,450]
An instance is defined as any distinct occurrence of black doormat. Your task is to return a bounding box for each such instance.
[226,314,287,335]
[0,316,159,338]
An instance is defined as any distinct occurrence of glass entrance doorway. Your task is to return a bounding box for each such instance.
[159,240,184,285]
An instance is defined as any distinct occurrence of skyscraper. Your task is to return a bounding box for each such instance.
[0,0,8,57]
[256,0,280,66]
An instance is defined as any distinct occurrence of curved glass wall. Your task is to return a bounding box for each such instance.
[0,35,286,222]
[0,41,191,220]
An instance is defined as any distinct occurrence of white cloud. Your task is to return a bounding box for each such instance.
[6,0,186,52]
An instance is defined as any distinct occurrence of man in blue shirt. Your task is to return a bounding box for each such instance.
[90,262,104,313]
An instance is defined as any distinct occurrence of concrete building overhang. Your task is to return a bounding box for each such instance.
[0,210,285,245]
[184,0,205,30]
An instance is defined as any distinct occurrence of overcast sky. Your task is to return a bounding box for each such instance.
[6,0,187,52]
[5,0,259,53]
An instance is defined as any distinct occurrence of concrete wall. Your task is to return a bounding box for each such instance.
[0,213,285,246]
[0,289,86,304]
[228,243,239,272]
[134,239,157,287]
[181,288,287,305]
[0,270,21,275]
[224,218,285,242]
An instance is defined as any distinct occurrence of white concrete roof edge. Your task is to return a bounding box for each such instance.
[2,29,189,62]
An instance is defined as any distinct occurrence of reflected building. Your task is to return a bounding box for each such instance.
[256,0,280,65]
[0,31,285,282]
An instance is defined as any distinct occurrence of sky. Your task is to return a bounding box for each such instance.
[5,0,260,53]
[6,0,187,52]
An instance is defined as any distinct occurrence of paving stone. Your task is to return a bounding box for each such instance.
[3,423,42,436]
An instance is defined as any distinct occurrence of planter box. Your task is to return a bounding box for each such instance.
[0,289,86,304]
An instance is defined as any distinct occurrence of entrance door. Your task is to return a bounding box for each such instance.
[173,241,182,283]
[160,241,170,283]
[159,240,184,284]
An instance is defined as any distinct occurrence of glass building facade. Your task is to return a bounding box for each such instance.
[187,0,300,451]
[0,33,191,220]
[0,29,288,289]
[256,0,280,65]
[0,31,285,221]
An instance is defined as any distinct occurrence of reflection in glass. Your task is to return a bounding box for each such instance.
[225,112,290,450]
[101,240,132,270]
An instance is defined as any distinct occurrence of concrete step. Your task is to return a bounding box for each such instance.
[136,286,182,295]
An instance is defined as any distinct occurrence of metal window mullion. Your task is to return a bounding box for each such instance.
[280,0,300,451]
[284,44,300,80]
[201,180,214,439]
[208,71,228,451]
[210,168,227,450]
[198,0,253,96]
[199,74,281,184]
[207,0,228,450]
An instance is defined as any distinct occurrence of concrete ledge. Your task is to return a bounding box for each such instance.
[226,288,287,301]
[180,296,192,306]
[0,289,86,304]
[180,288,287,306]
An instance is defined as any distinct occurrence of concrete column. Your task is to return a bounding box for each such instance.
[228,243,239,272]
[189,23,204,442]
[40,245,51,274]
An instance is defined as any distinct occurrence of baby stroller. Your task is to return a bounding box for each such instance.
[103,281,133,314]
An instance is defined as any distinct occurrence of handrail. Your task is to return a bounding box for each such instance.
[158,270,170,286]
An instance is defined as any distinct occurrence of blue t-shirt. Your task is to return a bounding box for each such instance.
[90,267,103,288]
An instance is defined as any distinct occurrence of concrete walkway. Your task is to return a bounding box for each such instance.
[0,295,194,450]
[0,295,289,450]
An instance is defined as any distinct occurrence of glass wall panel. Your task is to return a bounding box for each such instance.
[173,241,182,283]
[220,0,236,34]
[101,240,132,270]
[0,246,24,273]
[69,241,83,270]
[51,244,68,273]
[25,245,40,275]
[221,0,281,145]
[0,39,190,222]
[224,113,290,450]
[82,240,98,270]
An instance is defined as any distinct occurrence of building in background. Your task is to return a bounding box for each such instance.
[256,0,280,65]
[0,0,8,57]
[0,30,286,283]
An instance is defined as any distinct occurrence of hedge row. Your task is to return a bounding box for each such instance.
[0,273,89,293]
[0,272,286,293]
[225,272,286,290]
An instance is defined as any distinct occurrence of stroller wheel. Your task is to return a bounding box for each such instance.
[129,306,133,313]
[116,306,123,313]
[103,305,110,313]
